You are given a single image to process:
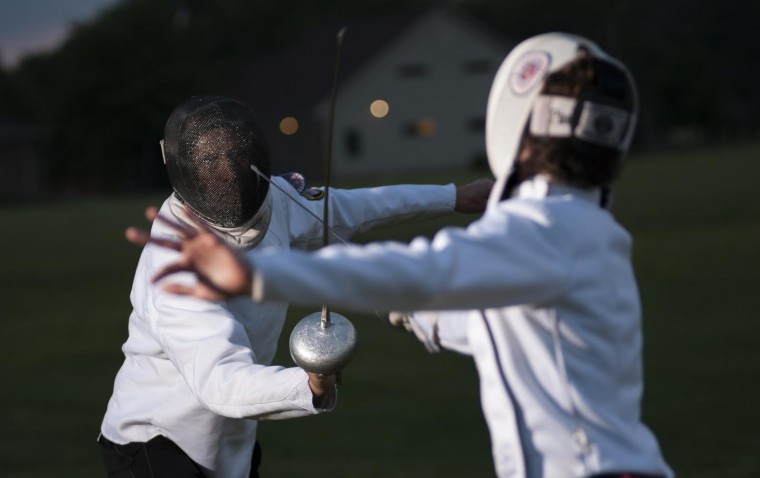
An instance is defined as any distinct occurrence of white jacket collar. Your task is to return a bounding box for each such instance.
[513,175,604,205]
[168,192,273,249]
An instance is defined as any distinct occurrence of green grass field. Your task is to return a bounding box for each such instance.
[1,142,758,477]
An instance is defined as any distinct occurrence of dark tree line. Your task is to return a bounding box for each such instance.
[0,0,757,192]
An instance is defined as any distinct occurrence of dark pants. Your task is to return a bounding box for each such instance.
[99,435,262,478]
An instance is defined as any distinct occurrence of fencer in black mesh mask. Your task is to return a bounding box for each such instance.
[161,95,273,248]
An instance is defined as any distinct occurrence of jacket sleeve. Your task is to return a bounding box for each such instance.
[409,310,475,356]
[284,179,456,248]
[143,242,334,420]
[251,203,571,312]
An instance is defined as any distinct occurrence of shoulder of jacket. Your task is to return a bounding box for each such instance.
[275,172,306,193]
[275,171,328,202]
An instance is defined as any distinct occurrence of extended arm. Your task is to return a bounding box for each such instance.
[287,178,493,247]
[251,213,567,311]
[130,201,568,313]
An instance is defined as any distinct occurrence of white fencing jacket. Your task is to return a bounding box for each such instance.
[100,177,456,477]
[250,175,674,478]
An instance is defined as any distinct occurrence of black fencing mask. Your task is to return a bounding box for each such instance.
[162,95,271,228]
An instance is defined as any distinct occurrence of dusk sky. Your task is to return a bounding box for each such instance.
[0,0,119,68]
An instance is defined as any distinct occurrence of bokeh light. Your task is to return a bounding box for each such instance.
[279,116,299,135]
[370,99,390,118]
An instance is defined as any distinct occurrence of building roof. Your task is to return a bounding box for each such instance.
[236,10,426,114]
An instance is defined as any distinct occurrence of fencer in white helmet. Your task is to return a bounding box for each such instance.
[486,32,638,208]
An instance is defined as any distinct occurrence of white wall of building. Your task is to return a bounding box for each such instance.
[317,8,509,177]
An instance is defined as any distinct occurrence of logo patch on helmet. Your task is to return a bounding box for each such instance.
[300,187,325,201]
[574,102,631,149]
[509,51,551,96]
[529,95,576,137]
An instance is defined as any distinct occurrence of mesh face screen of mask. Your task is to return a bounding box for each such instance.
[164,96,270,228]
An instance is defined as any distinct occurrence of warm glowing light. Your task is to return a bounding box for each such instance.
[370,99,390,118]
[279,116,299,135]
[413,118,437,137]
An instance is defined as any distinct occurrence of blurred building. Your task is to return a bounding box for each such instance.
[237,7,510,180]
[0,115,47,200]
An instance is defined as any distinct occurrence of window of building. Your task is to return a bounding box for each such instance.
[404,118,437,138]
[463,59,492,74]
[345,129,362,160]
[397,63,430,78]
[467,117,486,132]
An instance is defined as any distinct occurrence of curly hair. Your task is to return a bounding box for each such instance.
[518,51,636,188]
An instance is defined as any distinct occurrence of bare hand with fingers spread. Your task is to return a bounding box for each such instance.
[126,206,253,301]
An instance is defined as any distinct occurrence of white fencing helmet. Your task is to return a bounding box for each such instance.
[485,32,639,207]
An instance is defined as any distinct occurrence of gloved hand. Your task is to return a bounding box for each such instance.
[387,311,440,353]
